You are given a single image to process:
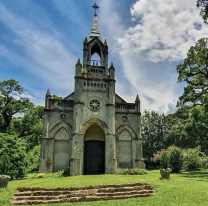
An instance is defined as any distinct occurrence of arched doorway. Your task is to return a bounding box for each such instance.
[53,127,71,172]
[84,124,105,175]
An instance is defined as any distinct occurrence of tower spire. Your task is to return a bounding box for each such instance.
[89,4,102,41]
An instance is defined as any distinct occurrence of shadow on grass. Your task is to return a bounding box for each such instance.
[179,170,208,181]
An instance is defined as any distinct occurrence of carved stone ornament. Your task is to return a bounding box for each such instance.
[59,112,67,121]
[122,116,128,122]
[89,99,100,110]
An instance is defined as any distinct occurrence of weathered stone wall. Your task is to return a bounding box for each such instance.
[115,110,142,169]
[39,104,73,173]
[70,72,116,175]
[40,33,143,175]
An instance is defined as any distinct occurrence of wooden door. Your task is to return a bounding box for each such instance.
[84,141,105,175]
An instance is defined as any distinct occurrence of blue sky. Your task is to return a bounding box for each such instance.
[0,0,207,114]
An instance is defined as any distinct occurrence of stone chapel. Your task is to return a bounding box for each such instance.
[39,6,143,175]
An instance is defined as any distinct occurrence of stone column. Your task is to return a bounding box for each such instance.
[39,109,54,173]
[105,80,117,174]
[132,139,138,168]
[70,102,84,175]
[105,133,116,174]
[135,114,143,168]
[70,133,83,176]
[39,138,54,173]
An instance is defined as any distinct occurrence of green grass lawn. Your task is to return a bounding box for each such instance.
[0,169,208,206]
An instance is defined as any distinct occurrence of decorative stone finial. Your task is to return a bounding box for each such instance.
[110,62,114,68]
[104,39,107,46]
[76,58,82,65]
[135,94,140,102]
[84,37,88,44]
[46,88,51,96]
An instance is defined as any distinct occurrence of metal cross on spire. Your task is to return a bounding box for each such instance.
[92,3,99,15]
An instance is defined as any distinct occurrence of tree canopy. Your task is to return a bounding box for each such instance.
[177,38,208,107]
[197,0,208,23]
[0,79,34,132]
[52,94,62,99]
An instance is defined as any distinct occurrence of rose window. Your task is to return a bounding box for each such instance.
[89,99,100,110]
[122,116,128,122]
[60,113,67,120]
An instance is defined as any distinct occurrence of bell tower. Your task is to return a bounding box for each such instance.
[71,4,116,175]
[82,6,108,76]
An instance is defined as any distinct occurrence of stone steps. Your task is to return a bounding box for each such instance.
[11,183,155,205]
[16,182,147,192]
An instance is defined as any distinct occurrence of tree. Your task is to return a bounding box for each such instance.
[8,106,44,151]
[177,38,208,107]
[0,79,34,132]
[141,110,167,167]
[52,94,62,99]
[0,133,27,179]
[166,106,208,154]
[197,0,208,23]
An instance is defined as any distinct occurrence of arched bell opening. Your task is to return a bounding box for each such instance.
[91,53,101,66]
[84,124,105,175]
[90,41,102,66]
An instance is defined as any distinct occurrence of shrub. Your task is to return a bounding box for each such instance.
[144,157,159,169]
[116,168,147,175]
[159,152,169,169]
[26,145,40,172]
[0,155,12,174]
[153,146,175,163]
[61,166,70,177]
[0,133,27,179]
[169,147,183,173]
[183,147,207,171]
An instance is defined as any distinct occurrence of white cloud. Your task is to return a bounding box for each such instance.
[119,0,208,63]
[10,91,45,107]
[98,0,208,114]
[11,91,33,100]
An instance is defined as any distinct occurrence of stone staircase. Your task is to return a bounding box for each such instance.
[12,183,155,205]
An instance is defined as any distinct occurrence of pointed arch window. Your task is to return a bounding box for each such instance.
[90,41,101,66]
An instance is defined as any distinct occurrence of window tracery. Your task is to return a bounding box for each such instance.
[89,99,100,110]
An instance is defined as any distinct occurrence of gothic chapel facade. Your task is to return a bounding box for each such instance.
[39,7,143,175]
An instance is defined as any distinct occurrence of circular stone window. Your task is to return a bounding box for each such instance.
[122,116,128,122]
[60,113,67,121]
[89,99,100,110]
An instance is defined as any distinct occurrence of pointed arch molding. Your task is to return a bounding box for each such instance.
[116,124,137,140]
[80,117,108,134]
[88,37,103,46]
[91,40,102,57]
[50,122,72,139]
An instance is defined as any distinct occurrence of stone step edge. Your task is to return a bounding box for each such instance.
[12,193,155,205]
[14,186,150,196]
[12,190,155,200]
[17,183,148,192]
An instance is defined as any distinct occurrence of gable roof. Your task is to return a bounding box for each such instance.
[115,93,127,103]
[64,92,74,100]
